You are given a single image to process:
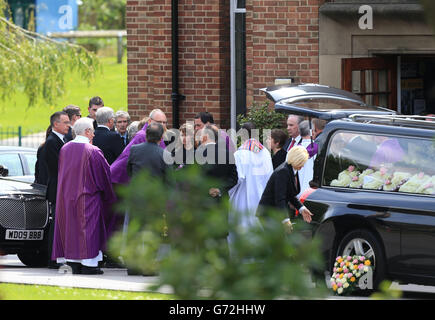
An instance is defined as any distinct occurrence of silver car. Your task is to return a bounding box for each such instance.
[0,146,37,184]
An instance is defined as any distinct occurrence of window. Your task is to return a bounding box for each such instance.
[231,0,246,129]
[22,153,36,175]
[323,131,435,196]
[0,153,24,176]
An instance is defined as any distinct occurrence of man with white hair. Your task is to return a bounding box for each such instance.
[52,117,116,274]
[115,110,131,147]
[283,115,304,152]
[93,107,125,164]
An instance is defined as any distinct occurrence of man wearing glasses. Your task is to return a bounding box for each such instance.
[110,109,168,185]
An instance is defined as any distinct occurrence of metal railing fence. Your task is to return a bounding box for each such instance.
[0,126,45,149]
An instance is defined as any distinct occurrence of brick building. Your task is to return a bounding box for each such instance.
[126,0,435,129]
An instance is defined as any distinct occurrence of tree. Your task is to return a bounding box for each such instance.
[78,0,126,30]
[0,0,100,107]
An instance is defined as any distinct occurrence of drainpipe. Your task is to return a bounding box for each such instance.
[171,0,185,129]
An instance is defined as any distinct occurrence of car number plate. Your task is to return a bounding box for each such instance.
[5,230,44,241]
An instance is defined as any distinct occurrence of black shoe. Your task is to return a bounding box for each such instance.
[47,261,63,269]
[81,266,104,275]
[66,262,82,274]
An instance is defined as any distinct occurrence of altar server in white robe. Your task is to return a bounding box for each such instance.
[228,122,273,256]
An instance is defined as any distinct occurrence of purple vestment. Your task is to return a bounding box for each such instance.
[110,122,166,184]
[306,141,318,158]
[370,138,405,168]
[52,141,116,260]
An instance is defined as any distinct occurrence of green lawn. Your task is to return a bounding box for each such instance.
[0,283,174,300]
[0,56,127,135]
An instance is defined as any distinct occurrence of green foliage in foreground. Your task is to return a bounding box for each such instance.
[109,165,327,300]
[370,281,403,300]
[0,283,174,300]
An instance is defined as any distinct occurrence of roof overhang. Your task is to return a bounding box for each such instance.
[319,2,424,18]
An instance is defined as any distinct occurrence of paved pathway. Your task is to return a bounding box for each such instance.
[0,255,173,294]
[2,254,435,299]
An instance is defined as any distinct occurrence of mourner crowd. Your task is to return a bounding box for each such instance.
[35,96,326,275]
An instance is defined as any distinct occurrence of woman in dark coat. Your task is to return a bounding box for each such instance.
[257,145,313,233]
[34,125,52,185]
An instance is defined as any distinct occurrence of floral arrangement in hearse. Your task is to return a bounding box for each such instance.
[330,255,373,295]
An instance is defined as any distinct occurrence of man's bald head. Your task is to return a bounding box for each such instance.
[148,109,168,129]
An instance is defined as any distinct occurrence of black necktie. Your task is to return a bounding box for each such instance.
[63,136,67,143]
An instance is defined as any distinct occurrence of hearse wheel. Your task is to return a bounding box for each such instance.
[336,229,386,293]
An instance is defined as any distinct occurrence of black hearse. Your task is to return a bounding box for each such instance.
[0,173,50,267]
[263,83,435,288]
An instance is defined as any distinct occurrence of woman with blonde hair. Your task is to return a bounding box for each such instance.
[257,146,313,233]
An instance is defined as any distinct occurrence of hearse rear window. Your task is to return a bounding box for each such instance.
[323,131,435,196]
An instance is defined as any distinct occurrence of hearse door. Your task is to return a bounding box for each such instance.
[342,57,397,110]
[399,207,435,278]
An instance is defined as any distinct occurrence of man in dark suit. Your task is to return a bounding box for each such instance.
[115,110,131,148]
[127,122,169,179]
[93,107,125,165]
[42,111,71,268]
[196,124,238,199]
[194,125,238,257]
[282,115,304,152]
[125,122,169,275]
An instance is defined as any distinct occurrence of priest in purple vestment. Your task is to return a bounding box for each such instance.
[110,109,167,185]
[52,117,117,275]
[369,138,405,169]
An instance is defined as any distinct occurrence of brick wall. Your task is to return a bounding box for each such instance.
[178,1,231,128]
[127,0,320,128]
[247,0,320,106]
[126,0,230,128]
[126,0,171,122]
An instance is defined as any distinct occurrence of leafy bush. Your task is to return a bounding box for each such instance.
[237,100,287,143]
[109,165,326,299]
